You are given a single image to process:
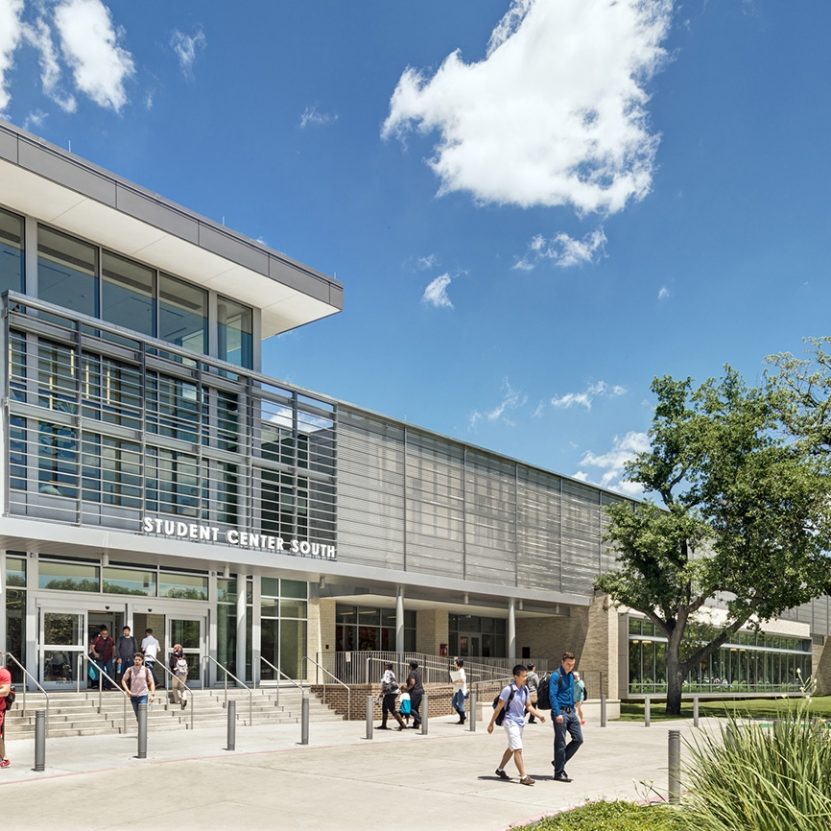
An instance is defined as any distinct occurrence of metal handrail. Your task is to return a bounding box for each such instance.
[77,654,129,734]
[2,652,50,737]
[306,655,351,718]
[259,657,305,707]
[153,657,195,731]
[202,655,252,726]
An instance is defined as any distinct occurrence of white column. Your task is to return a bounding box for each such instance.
[236,572,247,682]
[395,586,405,655]
[507,598,516,662]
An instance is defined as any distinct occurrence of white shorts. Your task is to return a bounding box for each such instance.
[503,720,523,750]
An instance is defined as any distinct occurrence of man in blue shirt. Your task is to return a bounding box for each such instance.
[550,650,583,782]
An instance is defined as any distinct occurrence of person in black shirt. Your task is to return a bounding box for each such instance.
[406,660,424,729]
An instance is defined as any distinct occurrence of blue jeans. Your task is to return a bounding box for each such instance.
[553,710,584,777]
[452,689,466,716]
[131,694,148,720]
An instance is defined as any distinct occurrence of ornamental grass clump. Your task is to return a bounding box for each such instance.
[683,695,831,830]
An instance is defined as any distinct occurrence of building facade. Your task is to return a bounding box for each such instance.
[0,120,828,699]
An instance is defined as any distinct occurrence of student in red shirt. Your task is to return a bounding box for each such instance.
[0,664,12,768]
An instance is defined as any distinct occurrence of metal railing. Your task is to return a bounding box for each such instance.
[259,657,305,707]
[306,655,351,718]
[152,659,195,731]
[77,654,129,734]
[2,652,50,737]
[203,655,253,726]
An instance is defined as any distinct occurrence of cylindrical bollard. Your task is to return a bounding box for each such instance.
[226,700,236,751]
[693,695,700,728]
[468,692,477,732]
[668,729,681,804]
[601,693,607,728]
[421,695,429,735]
[33,710,46,772]
[365,695,374,740]
[301,693,309,745]
[137,703,148,759]
[644,695,651,727]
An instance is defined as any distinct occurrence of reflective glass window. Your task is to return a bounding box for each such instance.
[0,207,24,294]
[5,554,26,588]
[280,579,307,599]
[38,226,98,317]
[102,251,155,336]
[145,447,200,518]
[217,296,253,368]
[103,566,157,596]
[158,572,208,600]
[38,422,78,498]
[159,273,207,355]
[39,559,99,592]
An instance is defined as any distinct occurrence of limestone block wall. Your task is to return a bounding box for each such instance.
[813,637,831,695]
[415,609,449,655]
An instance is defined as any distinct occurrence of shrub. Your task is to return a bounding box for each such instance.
[682,704,831,830]
[513,801,681,830]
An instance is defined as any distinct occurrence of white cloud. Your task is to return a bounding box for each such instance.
[0,0,24,113]
[171,27,206,77]
[577,430,649,495]
[531,400,545,419]
[515,227,607,271]
[22,14,77,112]
[299,105,338,128]
[54,0,134,112]
[416,254,438,270]
[469,378,527,429]
[23,108,47,129]
[657,285,670,300]
[422,273,454,309]
[551,380,626,410]
[383,0,672,214]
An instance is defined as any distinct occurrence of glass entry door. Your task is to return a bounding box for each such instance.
[167,617,204,687]
[39,609,86,688]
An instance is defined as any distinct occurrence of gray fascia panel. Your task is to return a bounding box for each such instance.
[329,283,344,310]
[115,184,199,244]
[0,119,342,308]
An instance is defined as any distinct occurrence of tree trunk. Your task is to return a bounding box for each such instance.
[665,644,684,716]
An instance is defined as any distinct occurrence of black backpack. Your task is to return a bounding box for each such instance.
[492,685,517,726]
[4,686,15,711]
[536,671,565,711]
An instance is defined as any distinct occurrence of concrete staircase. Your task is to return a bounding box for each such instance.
[5,686,344,738]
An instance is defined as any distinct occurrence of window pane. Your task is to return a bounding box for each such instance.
[158,572,208,600]
[103,566,157,596]
[279,600,307,619]
[280,619,306,679]
[38,226,97,317]
[280,579,307,599]
[159,273,207,354]
[261,577,279,598]
[39,560,99,592]
[5,555,26,588]
[0,207,24,293]
[102,251,155,336]
[38,422,78,498]
[217,296,253,368]
[216,578,237,603]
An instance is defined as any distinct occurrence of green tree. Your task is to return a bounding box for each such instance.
[596,368,831,715]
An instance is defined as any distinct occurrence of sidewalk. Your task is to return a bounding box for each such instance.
[0,713,703,831]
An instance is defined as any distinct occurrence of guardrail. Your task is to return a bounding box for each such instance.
[203,655,253,726]
[2,652,50,737]
[152,658,195,731]
[306,655,351,718]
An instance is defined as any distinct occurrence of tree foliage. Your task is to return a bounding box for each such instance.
[596,365,831,713]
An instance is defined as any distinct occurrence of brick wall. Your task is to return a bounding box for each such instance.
[311,680,507,721]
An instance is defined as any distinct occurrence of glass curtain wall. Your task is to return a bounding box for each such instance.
[101,252,155,336]
[5,554,27,683]
[0,208,24,293]
[217,295,253,369]
[159,273,207,355]
[334,605,416,652]
[260,578,308,680]
[38,226,98,318]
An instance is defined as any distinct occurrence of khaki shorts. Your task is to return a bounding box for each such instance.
[503,720,523,750]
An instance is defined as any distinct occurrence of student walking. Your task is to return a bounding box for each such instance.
[550,651,584,783]
[377,663,406,730]
[121,654,156,720]
[406,660,424,729]
[451,658,467,724]
[0,663,12,768]
[398,684,412,725]
[169,644,189,709]
[488,664,546,786]
[115,626,138,681]
[141,629,161,685]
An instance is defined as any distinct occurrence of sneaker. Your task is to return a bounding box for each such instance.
[0,758,10,768]
[519,776,535,786]
[495,768,510,781]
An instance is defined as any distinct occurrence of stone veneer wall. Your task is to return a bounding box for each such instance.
[813,637,831,695]
[415,608,449,655]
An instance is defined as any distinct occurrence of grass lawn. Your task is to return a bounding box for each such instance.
[512,801,682,830]
[619,695,831,722]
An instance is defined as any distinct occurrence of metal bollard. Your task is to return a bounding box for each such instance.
[468,692,477,732]
[137,703,148,759]
[693,696,700,728]
[668,729,681,804]
[226,700,236,751]
[421,695,428,735]
[33,710,46,772]
[601,693,607,728]
[644,695,651,727]
[301,693,309,745]
[365,695,374,740]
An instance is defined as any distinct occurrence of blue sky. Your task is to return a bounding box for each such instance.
[1,0,829,494]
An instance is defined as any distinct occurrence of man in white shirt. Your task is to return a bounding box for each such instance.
[141,628,161,684]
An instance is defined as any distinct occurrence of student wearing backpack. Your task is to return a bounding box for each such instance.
[487,664,546,786]
[115,625,139,681]
[169,644,189,710]
[550,651,584,783]
[121,653,156,720]
[377,663,406,730]
[398,683,412,725]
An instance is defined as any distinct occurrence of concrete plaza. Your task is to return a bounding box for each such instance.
[0,711,700,831]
